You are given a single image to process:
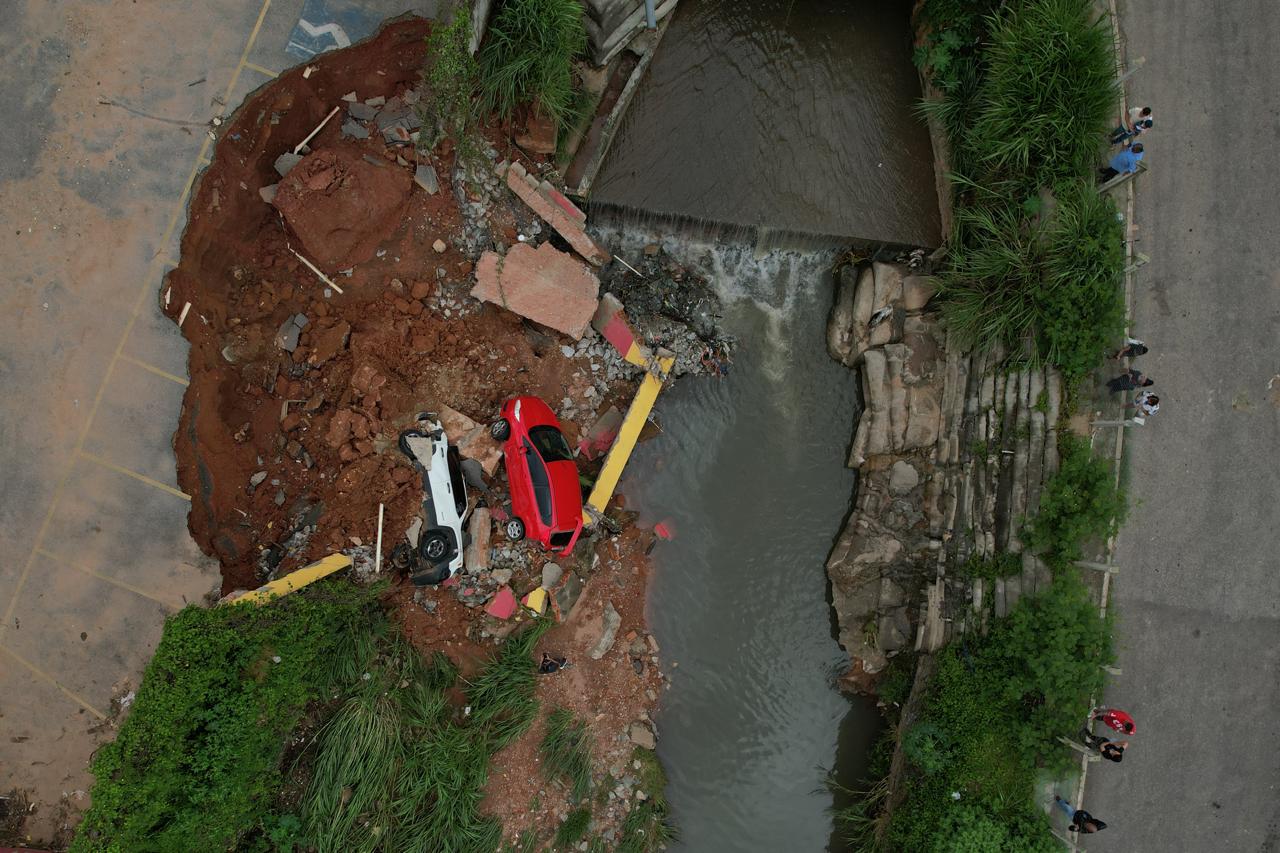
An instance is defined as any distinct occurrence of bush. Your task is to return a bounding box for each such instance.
[419,4,483,159]
[72,582,381,852]
[478,0,587,130]
[1028,434,1127,564]
[540,708,593,802]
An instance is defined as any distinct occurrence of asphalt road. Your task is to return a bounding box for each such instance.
[1087,1,1280,850]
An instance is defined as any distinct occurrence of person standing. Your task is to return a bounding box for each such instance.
[1093,706,1137,735]
[1100,143,1145,181]
[1054,796,1108,833]
[1127,390,1160,416]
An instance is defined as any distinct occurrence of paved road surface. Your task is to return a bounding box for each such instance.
[1088,1,1280,850]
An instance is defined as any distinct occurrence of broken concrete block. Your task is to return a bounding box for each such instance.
[515,111,557,154]
[348,101,378,121]
[382,122,412,146]
[464,508,491,573]
[588,601,621,659]
[414,164,439,194]
[259,183,278,204]
[432,239,447,253]
[273,152,303,177]
[628,721,656,749]
[340,119,369,139]
[472,242,600,339]
[522,587,548,615]
[485,586,517,620]
[902,275,937,312]
[539,180,587,223]
[555,571,585,619]
[503,162,610,266]
[365,95,386,107]
[579,406,623,460]
[541,562,563,589]
[341,91,358,102]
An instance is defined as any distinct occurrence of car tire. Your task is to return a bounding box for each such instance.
[490,418,511,440]
[421,531,449,562]
[505,517,525,542]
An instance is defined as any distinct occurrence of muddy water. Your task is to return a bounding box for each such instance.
[607,232,881,852]
[593,0,940,248]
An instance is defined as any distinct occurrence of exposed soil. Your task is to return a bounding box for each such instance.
[162,16,697,845]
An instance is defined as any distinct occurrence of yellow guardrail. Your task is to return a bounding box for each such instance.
[225,553,353,606]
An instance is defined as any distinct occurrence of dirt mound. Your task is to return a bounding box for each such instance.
[273,147,412,270]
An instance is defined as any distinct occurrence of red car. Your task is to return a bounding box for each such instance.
[491,396,584,555]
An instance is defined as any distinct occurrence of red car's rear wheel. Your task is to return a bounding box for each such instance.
[505,517,525,541]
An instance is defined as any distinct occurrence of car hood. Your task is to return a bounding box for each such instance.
[547,459,583,529]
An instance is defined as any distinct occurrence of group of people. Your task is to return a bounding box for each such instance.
[1107,337,1160,417]
[1100,105,1154,182]
[1054,706,1138,833]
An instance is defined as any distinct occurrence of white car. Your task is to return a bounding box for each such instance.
[398,415,470,584]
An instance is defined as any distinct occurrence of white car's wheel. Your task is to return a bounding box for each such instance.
[422,531,449,562]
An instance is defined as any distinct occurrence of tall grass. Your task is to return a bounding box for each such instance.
[540,708,593,802]
[478,0,587,130]
[419,3,483,160]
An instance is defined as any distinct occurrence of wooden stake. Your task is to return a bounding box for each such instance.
[177,301,192,326]
[294,105,340,154]
[374,503,385,574]
[289,247,344,294]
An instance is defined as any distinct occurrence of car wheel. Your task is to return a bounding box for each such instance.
[490,418,511,440]
[505,517,525,542]
[421,531,449,562]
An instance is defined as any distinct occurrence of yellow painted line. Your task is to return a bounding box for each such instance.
[0,645,108,720]
[36,548,181,610]
[244,61,280,79]
[227,554,353,606]
[78,451,192,501]
[119,353,189,386]
[0,0,273,645]
[583,355,675,524]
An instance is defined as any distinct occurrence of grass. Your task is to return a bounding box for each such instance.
[71,581,381,853]
[615,748,674,853]
[553,807,592,848]
[478,0,587,131]
[540,708,593,802]
[419,3,483,162]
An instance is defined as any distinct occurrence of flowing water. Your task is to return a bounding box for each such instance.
[592,0,940,248]
[602,230,881,852]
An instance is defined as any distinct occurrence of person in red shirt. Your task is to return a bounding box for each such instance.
[1092,707,1136,735]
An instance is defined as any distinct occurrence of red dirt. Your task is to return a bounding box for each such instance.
[162,16,669,844]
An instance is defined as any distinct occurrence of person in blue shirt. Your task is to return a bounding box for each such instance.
[1100,143,1144,181]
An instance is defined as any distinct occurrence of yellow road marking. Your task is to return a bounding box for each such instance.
[78,451,192,501]
[0,0,273,644]
[244,61,279,79]
[36,548,181,610]
[0,645,108,720]
[118,353,190,386]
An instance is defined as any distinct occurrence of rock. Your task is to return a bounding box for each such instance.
[643,243,661,256]
[365,96,386,107]
[274,489,286,506]
[588,601,621,660]
[274,313,307,352]
[249,470,268,488]
[406,516,423,548]
[515,110,557,154]
[560,345,576,358]
[827,264,858,363]
[258,183,278,203]
[414,164,439,194]
[902,275,937,311]
[341,91,358,102]
[273,152,303,177]
[307,320,351,365]
[555,571,585,617]
[433,239,447,253]
[347,101,378,120]
[464,508,492,572]
[628,722,656,750]
[541,562,563,589]
[340,119,369,139]
[285,439,304,460]
[491,568,513,585]
[888,460,920,495]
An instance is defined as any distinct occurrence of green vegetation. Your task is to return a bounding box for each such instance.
[478,0,587,131]
[616,747,676,853]
[540,707,594,802]
[916,0,1124,382]
[72,581,381,852]
[881,577,1112,851]
[73,580,557,853]
[553,807,593,848]
[957,551,1022,582]
[1028,435,1128,566]
[419,4,483,159]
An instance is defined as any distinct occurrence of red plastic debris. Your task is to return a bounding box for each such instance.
[654,519,676,540]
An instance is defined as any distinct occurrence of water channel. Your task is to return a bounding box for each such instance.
[593,1,936,848]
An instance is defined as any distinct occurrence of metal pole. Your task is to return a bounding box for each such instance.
[644,0,657,29]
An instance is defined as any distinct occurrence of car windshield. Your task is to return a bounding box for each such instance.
[528,425,574,463]
[523,438,554,524]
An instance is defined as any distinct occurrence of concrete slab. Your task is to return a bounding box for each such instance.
[82,363,187,489]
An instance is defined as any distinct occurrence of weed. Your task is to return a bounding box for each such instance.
[958,552,1022,582]
[478,0,587,131]
[419,3,483,162]
[553,807,592,848]
[540,708,593,802]
[1028,434,1127,565]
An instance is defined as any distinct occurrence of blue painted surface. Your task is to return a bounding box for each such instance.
[286,0,381,59]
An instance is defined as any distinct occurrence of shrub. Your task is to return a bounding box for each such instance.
[72,582,381,852]
[478,0,587,130]
[554,807,592,848]
[1028,434,1127,564]
[419,3,482,158]
[540,708,593,802]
